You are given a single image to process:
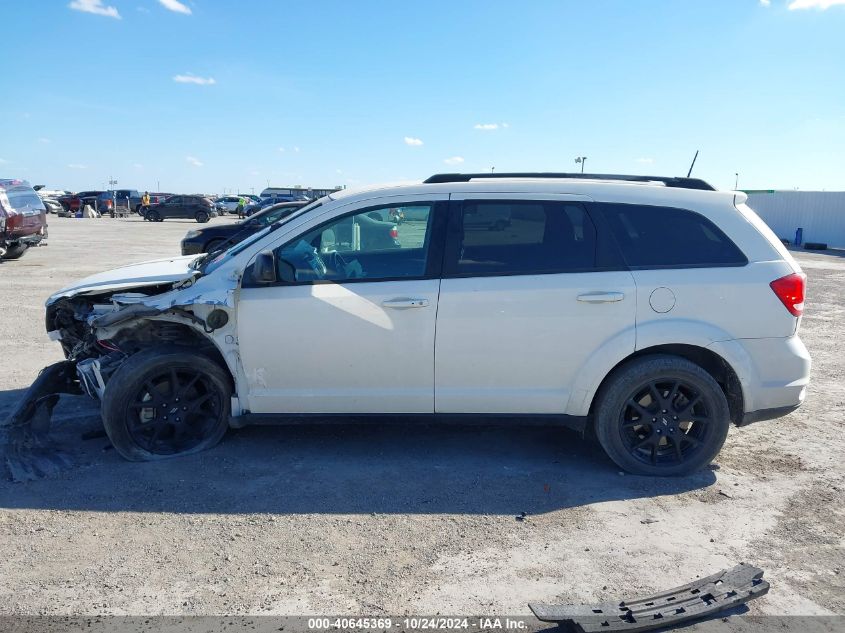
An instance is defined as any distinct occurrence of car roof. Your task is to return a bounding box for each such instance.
[0,178,31,191]
[326,174,741,209]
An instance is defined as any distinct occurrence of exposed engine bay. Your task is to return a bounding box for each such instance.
[46,284,226,400]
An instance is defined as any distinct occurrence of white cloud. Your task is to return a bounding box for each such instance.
[474,123,499,130]
[173,73,216,85]
[0,158,8,164]
[636,157,655,164]
[443,156,465,166]
[185,156,203,167]
[502,122,510,128]
[789,0,845,7]
[404,137,424,146]
[759,0,771,6]
[137,6,150,12]
[293,146,300,153]
[38,138,51,144]
[158,0,192,14]
[133,163,144,169]
[67,163,88,169]
[69,0,120,18]
[278,147,285,152]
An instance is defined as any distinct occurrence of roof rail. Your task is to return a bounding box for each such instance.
[423,172,716,191]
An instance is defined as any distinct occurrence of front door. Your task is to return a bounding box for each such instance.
[237,197,448,414]
[434,195,637,415]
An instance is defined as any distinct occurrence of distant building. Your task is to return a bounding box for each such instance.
[260,186,341,200]
[745,190,845,249]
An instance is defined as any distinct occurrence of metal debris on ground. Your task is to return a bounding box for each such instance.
[529,563,769,632]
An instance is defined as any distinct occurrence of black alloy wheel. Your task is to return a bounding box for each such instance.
[620,378,712,467]
[125,367,223,455]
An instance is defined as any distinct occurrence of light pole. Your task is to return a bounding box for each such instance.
[575,156,587,173]
[734,173,739,190]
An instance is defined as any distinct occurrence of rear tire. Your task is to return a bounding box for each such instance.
[146,209,161,222]
[101,347,232,461]
[195,211,210,223]
[1,244,28,260]
[593,355,730,476]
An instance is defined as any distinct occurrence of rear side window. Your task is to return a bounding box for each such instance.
[2,186,44,215]
[445,201,597,276]
[602,204,747,268]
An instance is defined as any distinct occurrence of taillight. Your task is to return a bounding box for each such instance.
[390,225,399,239]
[770,273,806,317]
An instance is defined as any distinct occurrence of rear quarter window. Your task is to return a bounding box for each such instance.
[601,203,747,269]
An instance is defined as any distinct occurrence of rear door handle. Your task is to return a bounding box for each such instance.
[577,292,625,304]
[382,298,430,309]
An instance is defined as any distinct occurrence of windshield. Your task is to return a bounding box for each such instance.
[194,199,325,274]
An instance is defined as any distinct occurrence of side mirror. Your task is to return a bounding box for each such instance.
[252,251,277,283]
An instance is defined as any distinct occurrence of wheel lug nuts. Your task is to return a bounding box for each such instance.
[662,409,667,414]
[652,418,656,422]
[183,406,187,411]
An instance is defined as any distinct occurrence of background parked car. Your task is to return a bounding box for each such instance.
[112,189,142,213]
[215,195,245,214]
[40,197,63,215]
[144,195,215,223]
[0,178,47,260]
[244,195,302,216]
[57,190,104,214]
[181,201,307,255]
[34,185,69,214]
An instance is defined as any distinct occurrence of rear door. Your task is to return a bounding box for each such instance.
[434,194,636,415]
[163,196,183,218]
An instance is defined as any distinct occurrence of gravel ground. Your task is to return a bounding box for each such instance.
[0,216,842,621]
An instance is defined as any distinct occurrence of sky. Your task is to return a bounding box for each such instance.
[0,0,843,194]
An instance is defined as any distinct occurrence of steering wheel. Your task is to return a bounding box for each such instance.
[325,250,353,278]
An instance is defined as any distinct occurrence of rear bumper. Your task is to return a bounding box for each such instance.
[740,404,802,426]
[708,335,810,418]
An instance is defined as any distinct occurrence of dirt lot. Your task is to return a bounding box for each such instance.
[0,216,842,619]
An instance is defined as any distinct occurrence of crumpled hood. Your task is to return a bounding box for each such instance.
[46,255,200,305]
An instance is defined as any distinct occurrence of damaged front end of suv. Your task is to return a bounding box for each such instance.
[2,254,243,480]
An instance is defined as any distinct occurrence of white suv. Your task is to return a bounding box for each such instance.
[41,173,810,475]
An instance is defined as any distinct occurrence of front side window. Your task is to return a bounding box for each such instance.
[602,204,747,268]
[274,203,435,283]
[444,201,597,276]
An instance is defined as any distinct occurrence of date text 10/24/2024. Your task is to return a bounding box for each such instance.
[307,617,531,631]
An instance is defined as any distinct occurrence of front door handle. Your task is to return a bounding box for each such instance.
[382,298,430,309]
[577,292,625,304]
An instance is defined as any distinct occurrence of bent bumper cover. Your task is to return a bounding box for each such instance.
[530,563,769,632]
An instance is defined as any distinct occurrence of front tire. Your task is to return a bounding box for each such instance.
[101,347,232,461]
[593,355,730,476]
[195,211,210,223]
